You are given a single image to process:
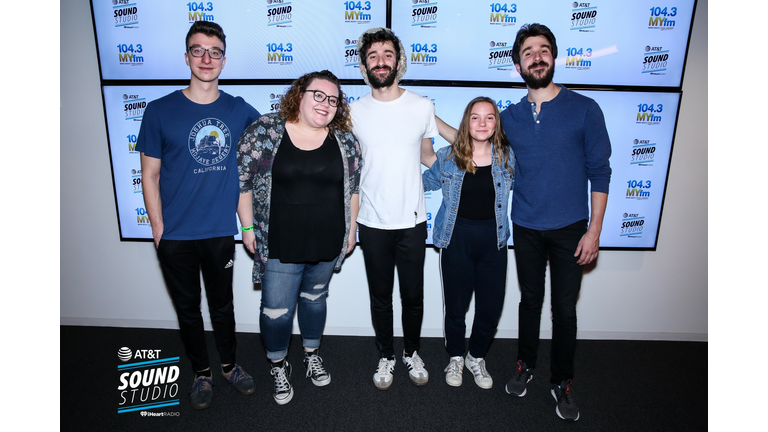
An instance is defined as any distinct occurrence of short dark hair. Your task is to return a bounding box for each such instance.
[512,23,557,66]
[185,21,226,52]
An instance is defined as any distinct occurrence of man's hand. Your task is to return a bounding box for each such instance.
[574,229,600,265]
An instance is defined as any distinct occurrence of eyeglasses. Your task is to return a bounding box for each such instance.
[304,90,340,107]
[187,46,224,59]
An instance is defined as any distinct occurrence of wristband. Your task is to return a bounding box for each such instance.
[241,225,254,232]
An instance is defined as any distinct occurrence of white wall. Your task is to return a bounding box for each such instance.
[60,0,707,341]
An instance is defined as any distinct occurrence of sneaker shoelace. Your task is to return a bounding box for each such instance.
[560,381,574,404]
[408,353,425,371]
[189,377,211,394]
[228,366,244,383]
[513,361,528,381]
[306,355,327,378]
[271,366,291,392]
[377,359,394,375]
[444,358,462,374]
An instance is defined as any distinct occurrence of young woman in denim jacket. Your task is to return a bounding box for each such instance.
[423,96,514,389]
[237,70,362,405]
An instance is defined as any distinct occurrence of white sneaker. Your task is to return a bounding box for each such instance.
[402,350,429,385]
[465,354,493,389]
[373,358,395,390]
[444,356,463,387]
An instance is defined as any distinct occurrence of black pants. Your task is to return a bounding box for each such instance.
[513,221,587,384]
[157,236,237,372]
[358,222,426,358]
[440,217,507,358]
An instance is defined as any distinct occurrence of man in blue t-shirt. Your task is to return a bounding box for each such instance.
[500,23,611,422]
[435,23,611,423]
[137,21,260,410]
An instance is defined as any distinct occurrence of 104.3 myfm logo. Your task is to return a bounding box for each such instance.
[117,43,144,66]
[344,1,373,23]
[489,3,517,26]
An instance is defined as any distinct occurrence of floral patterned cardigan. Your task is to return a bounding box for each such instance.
[237,113,363,283]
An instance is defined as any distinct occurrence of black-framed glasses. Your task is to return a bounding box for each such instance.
[304,90,340,107]
[187,46,225,59]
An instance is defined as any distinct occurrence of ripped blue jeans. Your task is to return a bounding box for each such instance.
[260,258,335,361]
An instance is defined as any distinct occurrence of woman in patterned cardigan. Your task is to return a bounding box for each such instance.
[236,70,362,405]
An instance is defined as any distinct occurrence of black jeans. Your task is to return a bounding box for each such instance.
[157,236,237,372]
[513,220,587,384]
[358,222,426,358]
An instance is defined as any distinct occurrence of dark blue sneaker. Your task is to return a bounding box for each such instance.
[551,379,580,421]
[505,360,533,397]
[188,376,213,409]
[222,364,255,395]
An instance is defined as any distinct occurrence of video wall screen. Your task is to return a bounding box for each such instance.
[92,0,697,250]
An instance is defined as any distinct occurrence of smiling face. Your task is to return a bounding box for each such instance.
[184,33,226,84]
[467,101,497,144]
[363,41,399,89]
[298,78,339,129]
[515,35,555,90]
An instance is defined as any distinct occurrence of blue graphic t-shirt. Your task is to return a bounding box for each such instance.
[136,90,260,240]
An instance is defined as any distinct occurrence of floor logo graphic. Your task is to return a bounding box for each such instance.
[117,347,180,414]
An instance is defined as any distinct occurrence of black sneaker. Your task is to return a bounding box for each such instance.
[551,379,580,421]
[188,375,213,409]
[505,360,533,397]
[270,361,293,405]
[222,364,256,395]
[304,350,331,387]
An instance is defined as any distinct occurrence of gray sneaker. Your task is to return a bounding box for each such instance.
[270,361,293,405]
[402,351,429,385]
[222,364,255,395]
[505,360,533,397]
[188,375,213,409]
[552,379,580,421]
[465,354,492,389]
[373,357,396,390]
[444,356,463,387]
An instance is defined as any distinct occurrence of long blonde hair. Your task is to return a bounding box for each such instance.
[448,96,513,175]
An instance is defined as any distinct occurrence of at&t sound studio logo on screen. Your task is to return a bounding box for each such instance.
[267,0,292,27]
[122,94,146,121]
[570,2,598,32]
[488,41,514,71]
[620,213,646,239]
[411,0,438,28]
[112,0,139,28]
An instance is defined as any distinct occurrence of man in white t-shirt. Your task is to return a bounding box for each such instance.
[350,27,438,390]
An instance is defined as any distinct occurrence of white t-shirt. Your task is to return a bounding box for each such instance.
[351,89,438,229]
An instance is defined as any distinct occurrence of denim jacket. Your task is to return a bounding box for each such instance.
[238,113,363,283]
[422,146,515,249]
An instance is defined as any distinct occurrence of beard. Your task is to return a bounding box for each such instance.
[366,64,397,89]
[519,61,554,90]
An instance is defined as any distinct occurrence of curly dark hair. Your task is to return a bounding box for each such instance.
[278,70,352,133]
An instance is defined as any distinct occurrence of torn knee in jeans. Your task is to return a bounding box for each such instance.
[299,290,327,301]
[262,308,289,319]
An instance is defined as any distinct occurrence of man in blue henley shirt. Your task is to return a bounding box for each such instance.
[501,23,611,422]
